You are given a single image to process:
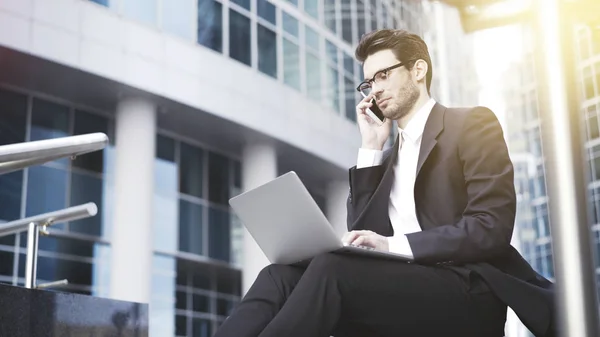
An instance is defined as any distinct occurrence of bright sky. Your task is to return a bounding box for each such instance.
[472,25,525,128]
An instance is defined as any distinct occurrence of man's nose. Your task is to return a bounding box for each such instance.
[371,83,384,97]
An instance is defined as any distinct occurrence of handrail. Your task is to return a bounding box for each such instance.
[0,132,108,290]
[0,203,98,238]
[0,133,108,175]
[0,203,98,289]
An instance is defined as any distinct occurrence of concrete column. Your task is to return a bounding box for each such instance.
[326,180,349,237]
[110,97,156,303]
[241,143,277,295]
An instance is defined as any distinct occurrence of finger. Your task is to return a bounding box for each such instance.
[342,231,359,244]
[352,236,365,246]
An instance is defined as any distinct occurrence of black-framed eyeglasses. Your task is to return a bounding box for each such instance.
[356,61,409,96]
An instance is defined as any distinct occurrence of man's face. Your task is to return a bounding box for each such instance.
[362,49,420,121]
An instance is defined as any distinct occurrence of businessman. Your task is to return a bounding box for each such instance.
[214,29,555,337]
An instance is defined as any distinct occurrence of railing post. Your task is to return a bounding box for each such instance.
[24,222,39,289]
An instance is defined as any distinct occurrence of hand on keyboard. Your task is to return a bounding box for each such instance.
[341,230,389,252]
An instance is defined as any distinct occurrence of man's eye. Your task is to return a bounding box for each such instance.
[376,72,388,81]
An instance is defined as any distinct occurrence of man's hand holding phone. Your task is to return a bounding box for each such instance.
[356,94,393,151]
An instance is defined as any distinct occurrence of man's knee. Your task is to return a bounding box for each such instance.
[257,264,303,287]
[307,252,347,275]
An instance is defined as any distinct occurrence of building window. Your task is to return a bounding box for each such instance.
[283,38,301,91]
[231,0,250,11]
[356,0,366,39]
[324,0,337,33]
[208,207,230,262]
[229,9,252,66]
[121,0,157,26]
[154,135,179,252]
[180,143,204,198]
[341,0,353,43]
[162,0,194,40]
[178,199,205,255]
[304,0,319,19]
[198,0,223,53]
[257,0,276,25]
[208,152,230,205]
[0,89,27,223]
[306,52,322,102]
[257,24,278,78]
[282,12,299,38]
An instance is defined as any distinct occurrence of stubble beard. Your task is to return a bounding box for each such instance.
[385,81,420,121]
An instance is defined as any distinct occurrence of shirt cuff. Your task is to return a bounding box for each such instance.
[356,148,384,169]
[388,235,414,258]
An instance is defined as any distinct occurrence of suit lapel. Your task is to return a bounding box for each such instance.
[416,103,445,177]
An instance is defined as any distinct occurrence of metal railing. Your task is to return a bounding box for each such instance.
[0,133,108,289]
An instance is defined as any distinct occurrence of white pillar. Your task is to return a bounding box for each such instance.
[241,143,277,295]
[110,97,156,303]
[326,180,349,237]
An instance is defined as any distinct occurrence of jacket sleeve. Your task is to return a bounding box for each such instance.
[406,107,516,264]
[346,164,386,231]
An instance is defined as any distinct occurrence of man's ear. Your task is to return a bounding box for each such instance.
[413,59,428,83]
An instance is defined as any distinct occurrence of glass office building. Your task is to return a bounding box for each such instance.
[0,0,426,336]
[504,25,600,337]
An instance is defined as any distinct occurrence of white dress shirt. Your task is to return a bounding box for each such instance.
[356,98,437,257]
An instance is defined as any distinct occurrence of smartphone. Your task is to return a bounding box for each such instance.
[364,97,385,125]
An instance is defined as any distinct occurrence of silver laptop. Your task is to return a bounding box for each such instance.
[228,171,414,265]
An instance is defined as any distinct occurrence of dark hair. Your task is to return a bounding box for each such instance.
[355,29,433,94]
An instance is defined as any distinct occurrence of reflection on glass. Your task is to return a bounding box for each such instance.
[25,166,68,228]
[283,39,301,91]
[150,254,175,337]
[209,207,230,262]
[70,172,104,236]
[154,153,178,252]
[306,53,322,102]
[162,0,194,40]
[31,98,70,141]
[282,12,299,37]
[92,243,111,297]
[257,0,276,25]
[229,9,252,66]
[179,199,204,255]
[122,0,157,26]
[304,0,318,19]
[257,24,277,78]
[230,213,243,267]
[180,142,204,198]
[198,0,223,53]
[73,110,109,174]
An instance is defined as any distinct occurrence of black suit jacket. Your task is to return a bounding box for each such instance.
[346,103,555,337]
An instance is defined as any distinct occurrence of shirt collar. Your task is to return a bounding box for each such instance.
[398,98,437,144]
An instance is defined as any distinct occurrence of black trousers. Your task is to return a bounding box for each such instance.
[214,252,507,337]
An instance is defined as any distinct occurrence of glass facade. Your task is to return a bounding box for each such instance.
[508,26,600,286]
[85,0,424,121]
[152,126,244,336]
[0,86,243,336]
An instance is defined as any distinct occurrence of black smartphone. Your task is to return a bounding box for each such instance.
[365,98,385,125]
